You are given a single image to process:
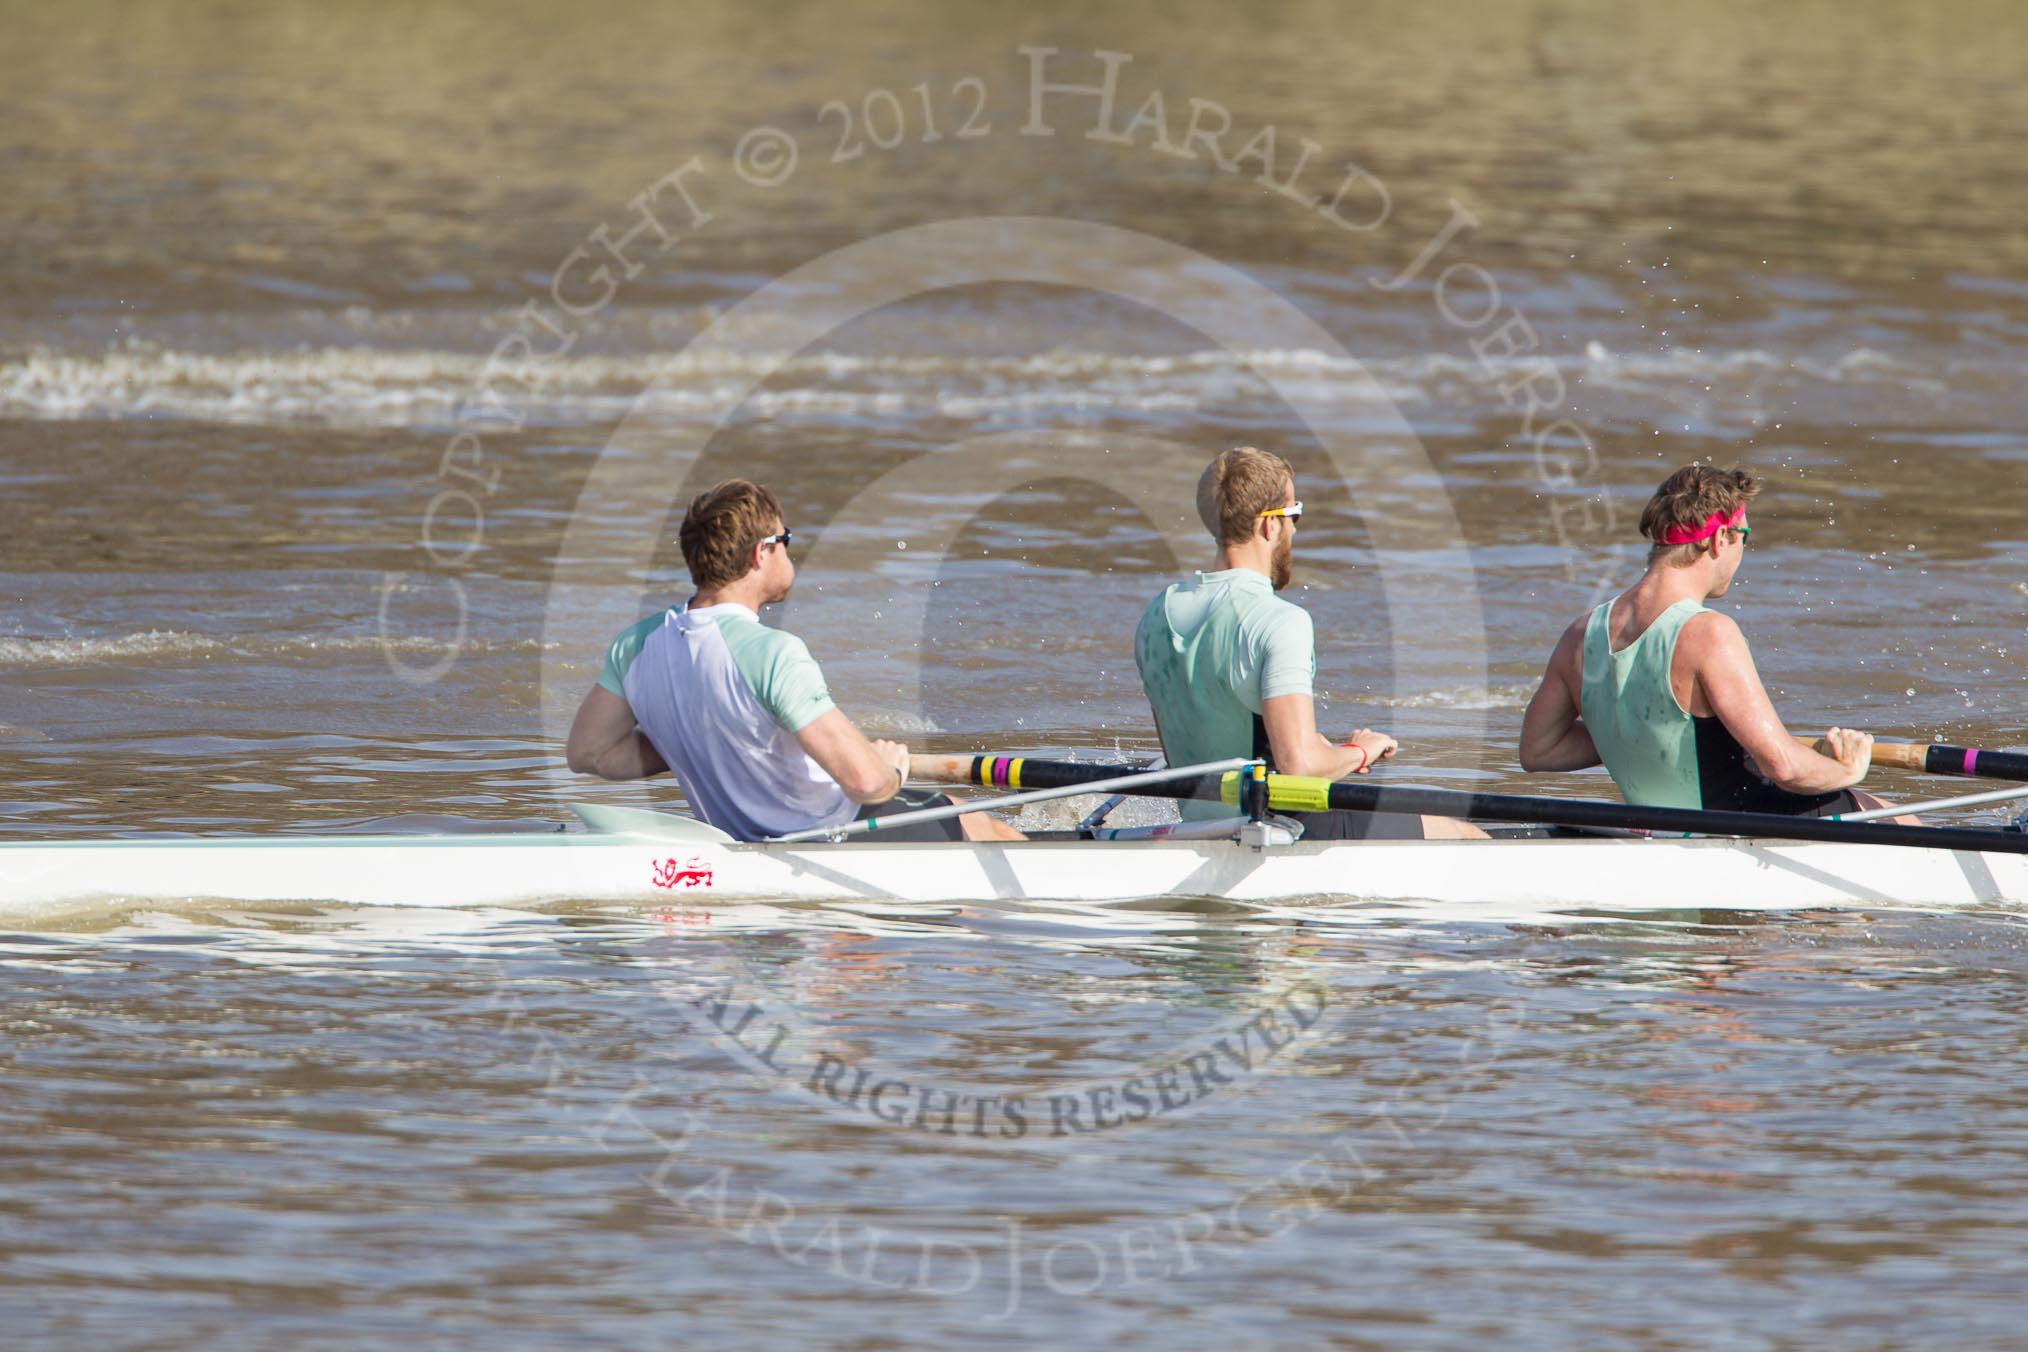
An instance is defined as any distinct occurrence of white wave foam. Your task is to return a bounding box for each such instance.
[0,630,228,664]
[0,630,560,667]
[0,342,1986,429]
[1367,682,1536,710]
[853,710,945,736]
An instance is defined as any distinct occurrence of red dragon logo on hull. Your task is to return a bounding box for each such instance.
[651,855,715,890]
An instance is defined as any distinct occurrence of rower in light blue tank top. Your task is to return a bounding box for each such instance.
[1578,598,1707,809]
[1530,464,1866,819]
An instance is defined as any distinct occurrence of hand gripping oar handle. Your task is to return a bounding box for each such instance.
[1791,736,2028,781]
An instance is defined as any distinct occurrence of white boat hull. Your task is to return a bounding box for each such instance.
[4,829,2026,921]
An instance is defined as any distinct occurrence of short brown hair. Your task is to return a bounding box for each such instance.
[679,479,783,589]
[1196,447,1294,546]
[1640,464,1760,564]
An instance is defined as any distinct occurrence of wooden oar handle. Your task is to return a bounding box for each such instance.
[910,754,981,786]
[1868,742,1929,770]
[1790,735,1928,771]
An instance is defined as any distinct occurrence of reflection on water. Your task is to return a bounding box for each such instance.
[6,903,2028,1344]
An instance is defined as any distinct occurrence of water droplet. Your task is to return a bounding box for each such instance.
[896,540,908,551]
[1905,688,1916,697]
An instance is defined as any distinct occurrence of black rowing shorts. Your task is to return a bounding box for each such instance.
[846,788,967,842]
[1282,809,1428,841]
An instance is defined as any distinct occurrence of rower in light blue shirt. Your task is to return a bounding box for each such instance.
[1135,448,1484,841]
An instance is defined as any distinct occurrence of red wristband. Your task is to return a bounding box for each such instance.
[1338,742,1370,773]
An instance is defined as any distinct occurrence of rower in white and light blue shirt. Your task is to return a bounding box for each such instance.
[565,478,1023,844]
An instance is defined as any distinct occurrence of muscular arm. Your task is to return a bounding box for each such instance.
[565,686,669,780]
[794,708,908,805]
[1252,600,1392,779]
[1261,693,1393,779]
[1687,613,1870,794]
[1519,619,1601,772]
[1261,689,1483,838]
[796,711,1020,837]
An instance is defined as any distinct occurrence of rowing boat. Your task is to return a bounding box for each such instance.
[5,796,2027,921]
[10,752,2028,921]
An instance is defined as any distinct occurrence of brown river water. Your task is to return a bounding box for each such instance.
[3,0,2028,1344]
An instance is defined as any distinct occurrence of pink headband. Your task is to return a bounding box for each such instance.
[1657,505,1746,546]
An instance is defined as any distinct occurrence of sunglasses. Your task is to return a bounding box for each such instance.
[1256,500,1304,522]
[759,527,794,550]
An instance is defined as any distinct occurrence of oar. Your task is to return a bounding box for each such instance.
[1792,736,2028,782]
[767,758,1251,844]
[914,755,2028,856]
[1836,782,2028,823]
[1079,755,1164,832]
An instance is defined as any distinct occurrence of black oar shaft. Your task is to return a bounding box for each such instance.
[1921,744,2028,783]
[1309,779,2028,855]
[960,756,2028,856]
[1797,737,2028,783]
